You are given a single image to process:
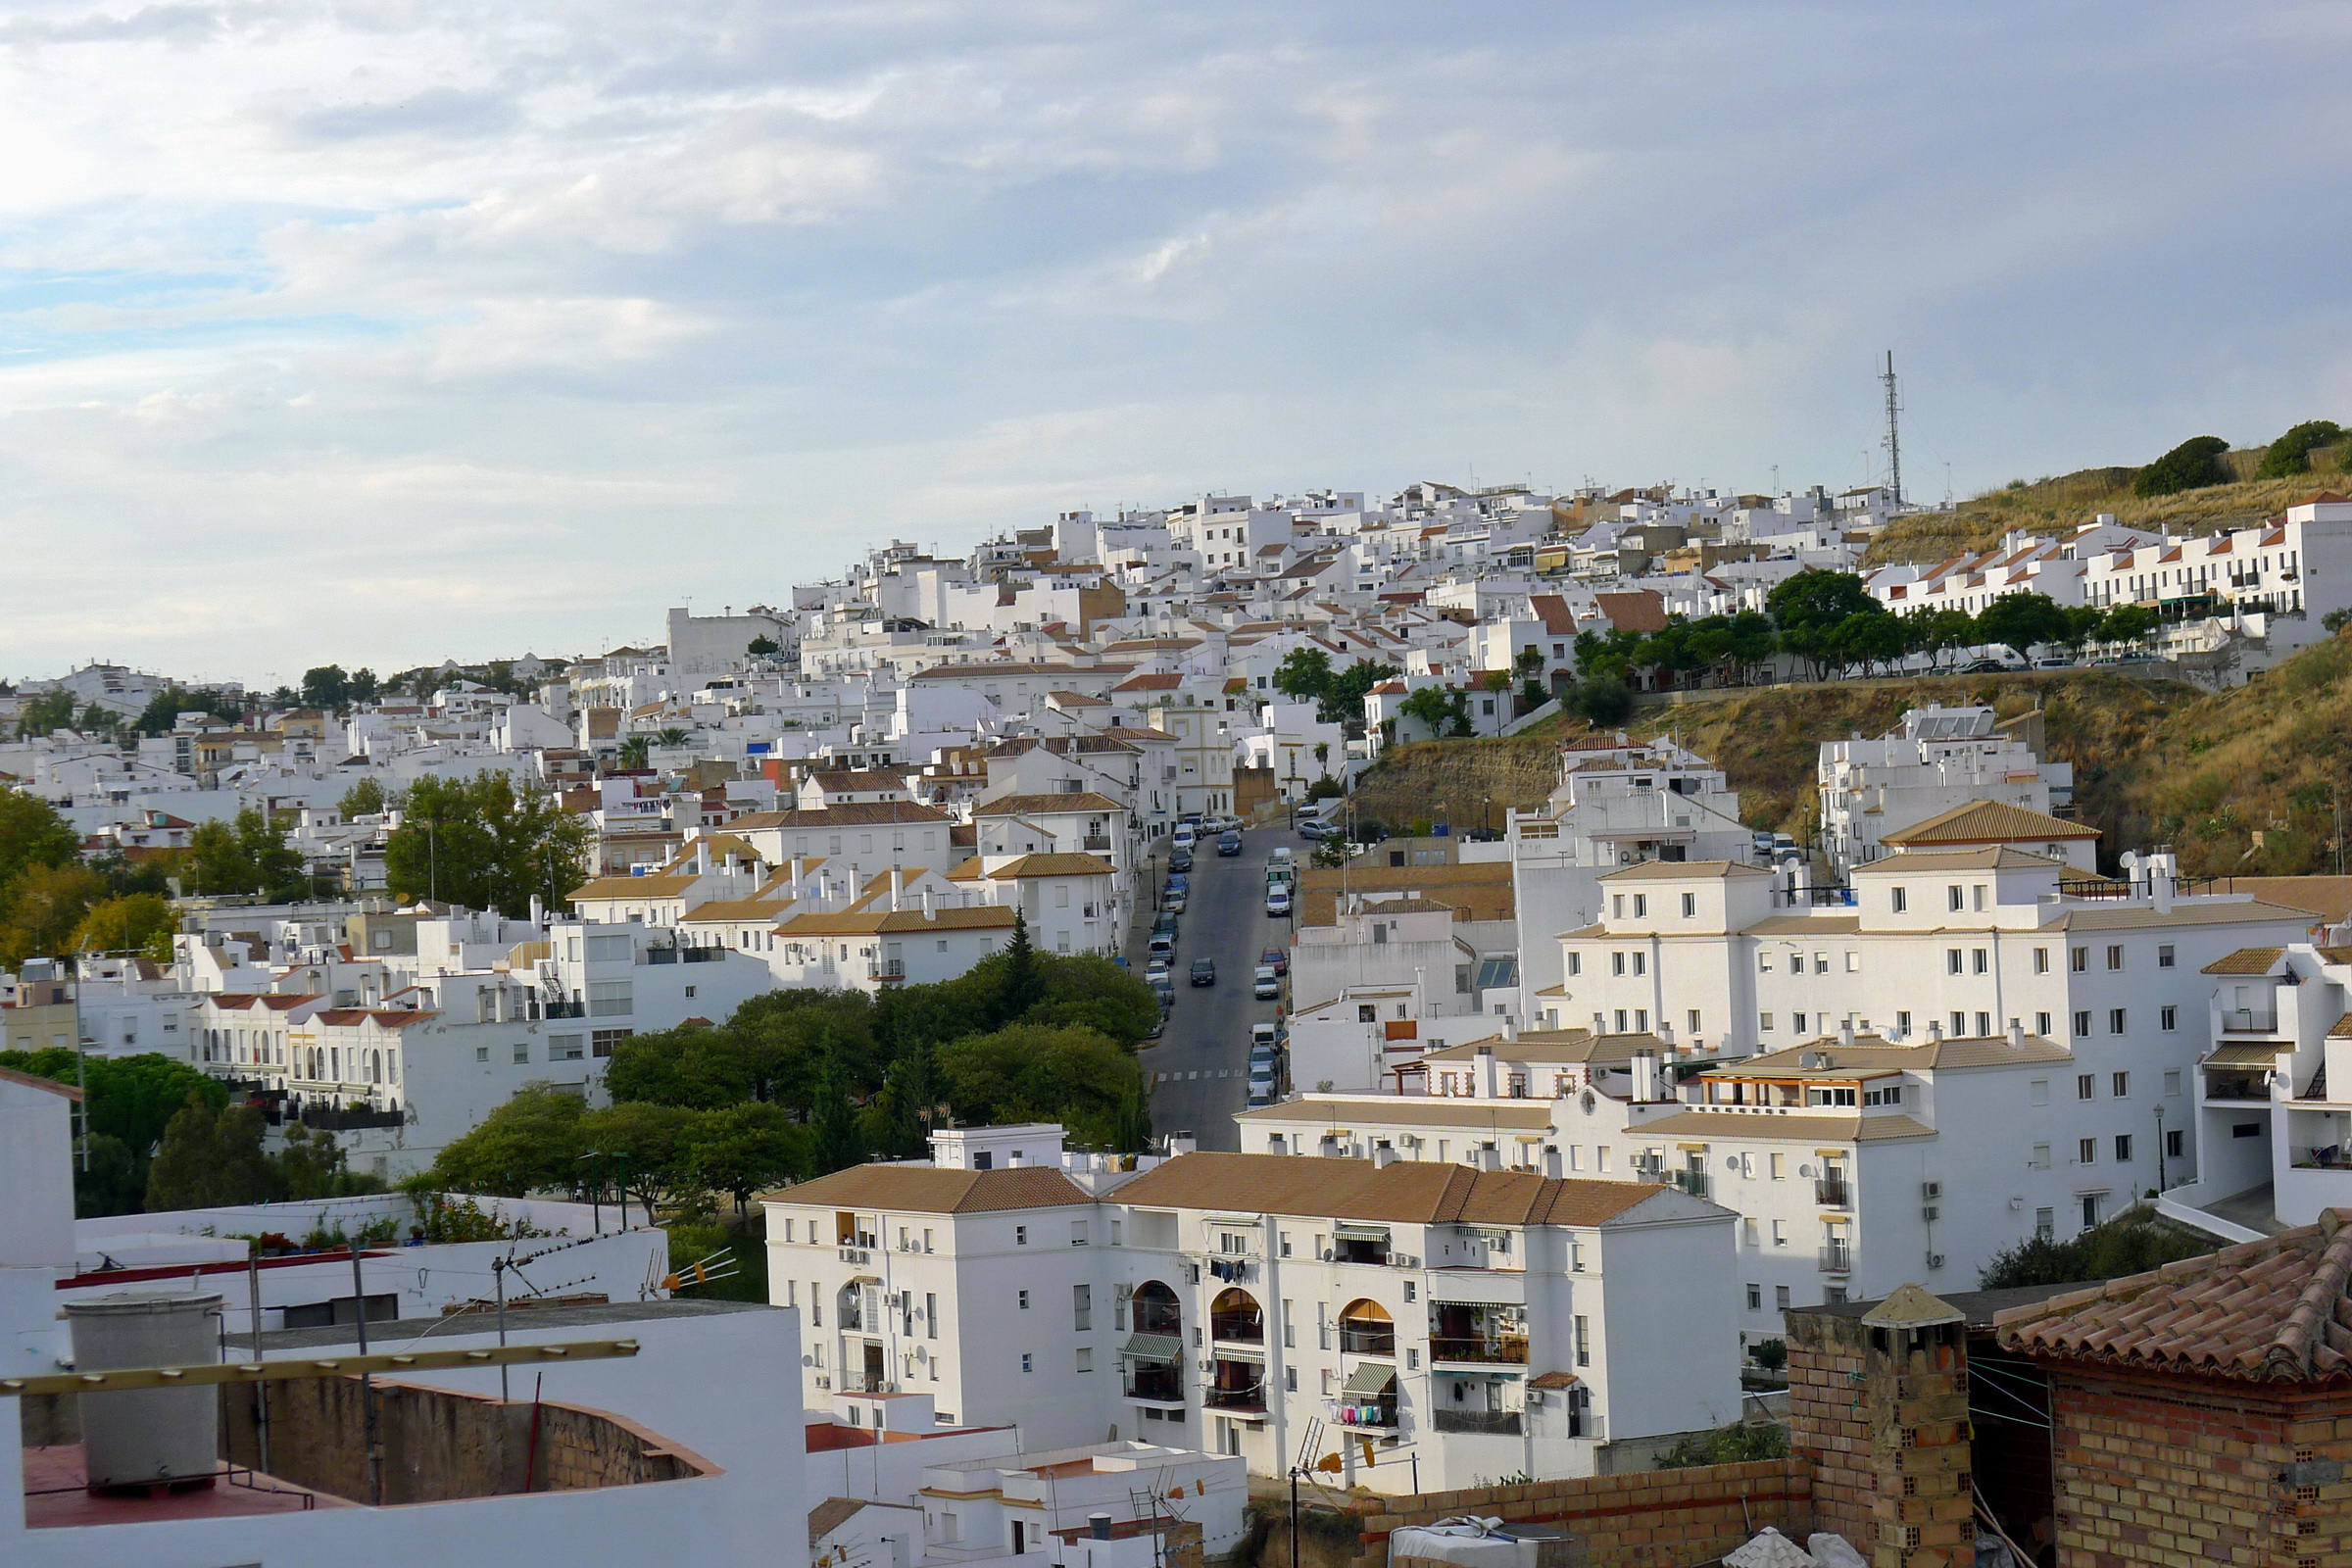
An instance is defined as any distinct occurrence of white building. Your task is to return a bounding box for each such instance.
[1816,705,2078,875]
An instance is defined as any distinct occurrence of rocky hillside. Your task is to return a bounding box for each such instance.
[1351,633,2352,877]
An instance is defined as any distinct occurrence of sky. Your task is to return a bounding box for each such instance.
[3,1,2350,687]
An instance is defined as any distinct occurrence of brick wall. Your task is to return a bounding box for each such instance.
[2047,1368,2352,1568]
[1787,1310,1876,1553]
[1310,1458,1811,1568]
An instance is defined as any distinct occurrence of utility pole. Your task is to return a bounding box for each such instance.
[352,1248,383,1504]
[1881,350,1904,511]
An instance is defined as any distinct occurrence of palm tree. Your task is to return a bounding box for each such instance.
[617,736,652,769]
[656,726,691,749]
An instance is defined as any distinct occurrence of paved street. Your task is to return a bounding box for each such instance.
[1134,822,1296,1152]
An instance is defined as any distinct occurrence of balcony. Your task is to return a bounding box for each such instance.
[867,960,906,984]
[1819,1242,1853,1274]
[1338,1325,1396,1357]
[1428,1337,1529,1366]
[1209,1313,1264,1346]
[297,1103,407,1132]
[1123,1363,1183,1403]
[1814,1176,1852,1208]
[544,1000,587,1019]
[1084,835,1113,853]
[2206,1074,2273,1103]
[1203,1379,1266,1415]
[1672,1169,1710,1200]
[681,947,724,964]
[1433,1409,1522,1437]
[2219,1008,2280,1035]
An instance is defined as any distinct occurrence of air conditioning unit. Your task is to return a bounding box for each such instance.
[1921,1181,1942,1200]
[1922,1205,1940,1223]
[1925,1251,1946,1270]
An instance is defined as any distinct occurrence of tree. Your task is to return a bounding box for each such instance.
[1980,1209,2210,1288]
[1767,570,1886,679]
[0,789,81,887]
[616,736,652,770]
[936,1023,1150,1150]
[145,1096,276,1209]
[993,910,1046,1027]
[1312,741,1331,775]
[746,636,779,657]
[1479,670,1512,734]
[186,806,308,902]
[1318,660,1396,732]
[683,1102,807,1212]
[1,1050,229,1211]
[1397,685,1471,739]
[130,686,239,737]
[578,1101,703,1209]
[0,862,111,965]
[1975,592,2071,657]
[71,893,174,956]
[383,772,591,916]
[1570,678,1633,727]
[808,1069,866,1174]
[2255,420,2343,480]
[300,665,352,710]
[2099,603,2159,649]
[656,726,691,749]
[2132,435,2230,497]
[16,690,78,737]
[429,1085,588,1196]
[339,778,389,818]
[1832,610,1908,675]
[272,1122,382,1200]
[347,668,381,705]
[1271,647,1334,704]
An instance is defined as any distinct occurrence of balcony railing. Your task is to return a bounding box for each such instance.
[1673,1169,1710,1200]
[1819,1243,1853,1274]
[2206,1074,2272,1103]
[1329,1401,1398,1431]
[1209,1315,1264,1345]
[1433,1409,1522,1436]
[544,1000,587,1018]
[2220,1008,2279,1035]
[1083,835,1113,853]
[1337,1326,1396,1356]
[868,961,906,982]
[1815,1176,1851,1207]
[297,1103,407,1131]
[1203,1387,1266,1413]
[682,947,724,963]
[1124,1366,1183,1402]
[1428,1337,1529,1365]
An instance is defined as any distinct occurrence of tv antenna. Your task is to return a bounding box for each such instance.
[1880,350,1904,509]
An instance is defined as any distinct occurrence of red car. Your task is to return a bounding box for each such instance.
[1259,946,1288,977]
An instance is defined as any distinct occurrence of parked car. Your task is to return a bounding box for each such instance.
[1172,827,1196,850]
[2031,656,2077,669]
[1152,909,1179,934]
[1298,821,1327,840]
[1252,965,1281,999]
[1251,1021,1279,1052]
[1259,946,1288,976]
[1148,932,1175,959]
[1265,888,1293,918]
[1217,832,1244,857]
[1146,956,1172,981]
[1169,848,1194,873]
[1165,873,1190,896]
[1163,890,1188,914]
[1190,958,1217,987]
[1246,1084,1275,1108]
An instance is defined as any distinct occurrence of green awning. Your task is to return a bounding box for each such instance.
[1342,1364,1397,1396]
[1120,1334,1182,1363]
[1334,1222,1392,1242]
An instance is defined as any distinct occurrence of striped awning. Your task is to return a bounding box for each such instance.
[1342,1364,1397,1396]
[1120,1334,1183,1363]
[2205,1044,2282,1068]
[1334,1222,1392,1242]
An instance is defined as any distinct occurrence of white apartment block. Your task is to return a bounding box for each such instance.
[2179,943,2352,1231]
[763,1124,1739,1492]
[1815,704,2078,875]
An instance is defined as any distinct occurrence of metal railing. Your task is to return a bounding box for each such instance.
[1814,1176,1851,1207]
[1209,1316,1264,1345]
[2219,1008,2279,1034]
[1337,1326,1396,1356]
[1123,1367,1183,1402]
[1818,1243,1853,1273]
[1433,1409,1522,1436]
[1673,1169,1710,1200]
[544,1000,586,1018]
[1428,1337,1529,1365]
[1202,1387,1266,1413]
[1084,835,1113,852]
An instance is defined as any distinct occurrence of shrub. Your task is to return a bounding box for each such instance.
[1655,1420,1788,1469]
[2132,435,2230,497]
[1979,1207,2211,1289]
[2256,420,2344,480]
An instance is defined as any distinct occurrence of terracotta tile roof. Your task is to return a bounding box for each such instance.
[1995,1209,2352,1383]
[774,906,1016,937]
[1627,1110,1936,1144]
[725,803,953,829]
[769,1163,1092,1214]
[1416,1030,1659,1065]
[572,873,697,901]
[948,853,1114,881]
[2048,900,2319,931]
[2202,946,2286,975]
[1707,1034,2071,1075]
[1879,799,2099,847]
[1849,846,2066,874]
[973,792,1124,816]
[2329,1013,2352,1041]
[1113,1151,1682,1226]
[1596,858,1772,882]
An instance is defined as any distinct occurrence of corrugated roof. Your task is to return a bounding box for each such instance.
[1996,1209,2352,1383]
[1112,1151,1684,1227]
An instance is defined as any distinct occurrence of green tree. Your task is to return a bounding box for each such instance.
[144,1096,276,1209]
[683,1102,807,1212]
[992,910,1046,1027]
[1397,685,1472,738]
[16,690,78,737]
[1979,1209,2211,1288]
[2132,434,2230,497]
[616,736,652,770]
[747,636,779,657]
[129,686,239,737]
[2255,420,2343,480]
[1570,678,1633,727]
[347,668,380,704]
[579,1101,703,1209]
[186,805,308,901]
[0,862,110,965]
[808,1069,866,1174]
[1479,669,1512,733]
[71,893,174,956]
[428,1084,587,1196]
[338,778,389,818]
[2099,603,2159,648]
[383,772,591,916]
[937,1023,1150,1150]
[0,789,81,887]
[1832,611,1908,674]
[1976,592,2071,656]
[1318,660,1396,731]
[1271,647,1334,704]
[1767,570,1885,678]
[300,665,351,710]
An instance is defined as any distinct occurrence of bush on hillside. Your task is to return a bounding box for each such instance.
[2132,435,2231,497]
[1978,1207,2212,1289]
[2256,419,2344,480]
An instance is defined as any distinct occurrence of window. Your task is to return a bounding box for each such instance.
[2073,1010,2091,1038]
[1947,885,1965,912]
[2031,1078,2048,1105]
[2161,1005,2178,1031]
[1794,1012,1809,1034]
[1973,885,1986,912]
[2036,1011,2052,1036]
[2077,1073,2095,1101]
[1073,1285,1091,1329]
[1746,1283,1762,1311]
[1611,896,1623,919]
[2030,1143,2050,1169]
[1759,1012,1775,1031]
[1688,1008,1702,1036]
[475,1045,490,1062]
[2109,1007,2127,1034]
[2034,947,2049,974]
[1972,949,1988,975]
[2081,1194,2104,1229]
[1615,1009,1629,1032]
[1845,952,1859,973]
[550,1034,584,1061]
[1021,1353,1033,1373]
[1771,1219,1788,1248]
[1574,1315,1591,1367]
[2115,1135,2133,1162]
[2158,944,2176,969]
[1864,1083,1902,1106]
[1018,1290,1030,1309]
[2106,945,2124,971]
[591,1028,631,1057]
[2079,1138,2097,1164]
[512,1043,529,1064]
[2112,1071,2130,1098]
[1633,895,1647,918]
[1566,953,1581,976]
[2070,947,2087,972]
[926,1294,938,1338]
[1775,1285,1791,1310]
[1611,953,1626,977]
[1770,1152,1786,1179]
[2167,1129,2185,1158]
[1891,887,1908,913]
[1894,1010,1913,1036]
[1015,1226,1028,1246]
[1948,1011,1965,1038]
[1681,893,1696,917]
[1976,1011,1991,1037]
[2164,1069,2182,1096]
[1946,949,1964,975]
[2034,1207,2054,1242]
[587,979,633,1017]
[1758,952,1773,972]
[1807,1086,1859,1107]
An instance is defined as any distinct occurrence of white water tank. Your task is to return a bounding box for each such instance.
[64,1290,223,1487]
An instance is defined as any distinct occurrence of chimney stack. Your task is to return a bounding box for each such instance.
[1928,1018,1944,1042]
[1501,1014,1519,1042]
[1477,1145,1502,1172]
[1542,1147,1563,1179]
[1475,1045,1499,1100]
[1373,1144,1397,1169]
[1838,1017,1856,1050]
[1631,1050,1660,1102]
[923,884,937,921]
[1164,1131,1198,1157]
[2007,1018,2026,1049]
[891,865,905,912]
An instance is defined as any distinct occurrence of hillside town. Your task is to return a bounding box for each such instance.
[11,473,2352,1565]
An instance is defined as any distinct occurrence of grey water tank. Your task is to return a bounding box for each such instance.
[64,1290,223,1487]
